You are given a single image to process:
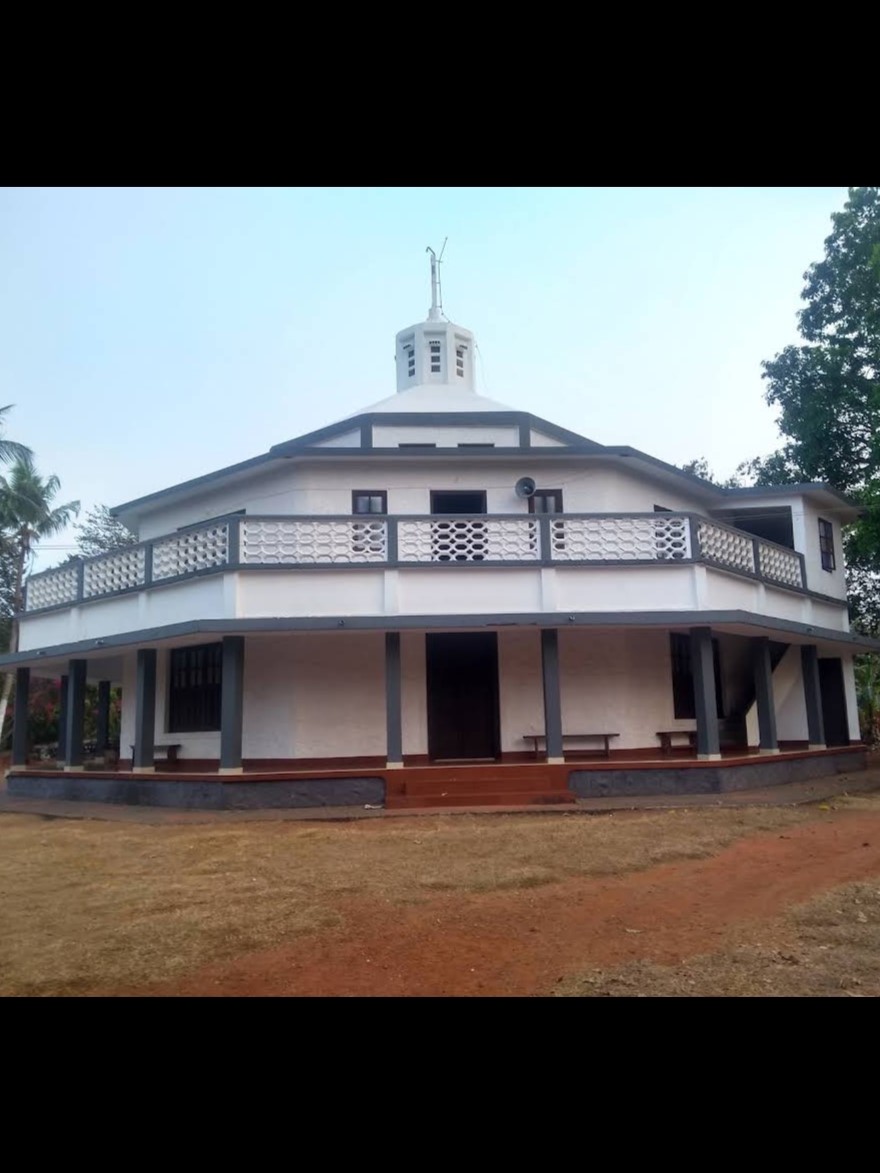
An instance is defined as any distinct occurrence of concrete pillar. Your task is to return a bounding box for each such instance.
[690,627,720,759]
[219,636,245,773]
[385,632,403,768]
[541,628,564,763]
[11,667,30,767]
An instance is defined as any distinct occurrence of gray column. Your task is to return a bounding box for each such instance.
[12,667,30,767]
[541,628,564,763]
[752,637,779,754]
[690,627,720,759]
[56,673,69,765]
[385,632,403,767]
[133,649,157,772]
[220,636,245,773]
[96,680,112,753]
[801,644,826,749]
[64,660,87,769]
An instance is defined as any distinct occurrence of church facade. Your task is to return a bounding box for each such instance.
[4,268,875,808]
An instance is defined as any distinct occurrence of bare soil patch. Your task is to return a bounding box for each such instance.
[3,793,880,997]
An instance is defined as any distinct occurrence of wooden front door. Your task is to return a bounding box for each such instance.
[819,658,850,747]
[426,632,500,761]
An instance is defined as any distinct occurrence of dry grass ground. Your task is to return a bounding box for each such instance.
[0,804,815,996]
[556,881,880,997]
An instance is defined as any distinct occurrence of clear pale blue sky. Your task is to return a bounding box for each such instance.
[0,186,848,570]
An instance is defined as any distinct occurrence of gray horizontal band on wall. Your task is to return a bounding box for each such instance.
[4,608,877,671]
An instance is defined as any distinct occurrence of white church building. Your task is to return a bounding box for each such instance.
[5,264,876,809]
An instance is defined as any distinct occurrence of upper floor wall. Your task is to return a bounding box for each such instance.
[127,455,848,600]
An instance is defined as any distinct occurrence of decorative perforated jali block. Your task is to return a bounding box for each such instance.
[397,518,539,562]
[241,519,387,563]
[550,516,691,561]
[25,564,80,610]
[83,547,147,598]
[152,524,230,580]
[697,520,755,574]
[758,542,803,587]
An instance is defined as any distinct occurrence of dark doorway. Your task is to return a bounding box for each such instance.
[426,632,500,761]
[819,658,850,747]
[430,491,487,515]
[430,491,487,561]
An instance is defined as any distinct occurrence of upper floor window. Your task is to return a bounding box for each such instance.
[456,345,466,377]
[818,518,835,571]
[529,489,564,514]
[352,491,387,514]
[404,344,415,378]
[429,340,442,374]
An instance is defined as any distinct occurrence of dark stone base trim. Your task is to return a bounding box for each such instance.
[7,773,385,811]
[569,748,865,799]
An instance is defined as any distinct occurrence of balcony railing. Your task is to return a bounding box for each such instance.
[23,512,809,613]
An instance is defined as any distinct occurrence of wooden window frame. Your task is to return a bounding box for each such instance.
[818,518,836,572]
[168,643,223,734]
[352,491,388,515]
[528,489,564,514]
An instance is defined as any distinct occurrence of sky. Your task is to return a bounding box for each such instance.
[0,186,849,571]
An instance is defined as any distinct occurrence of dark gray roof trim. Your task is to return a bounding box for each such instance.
[268,411,603,456]
[111,452,277,518]
[110,414,857,522]
[719,482,861,508]
[4,610,877,670]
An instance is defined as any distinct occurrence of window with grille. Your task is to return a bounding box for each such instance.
[404,344,415,378]
[429,340,442,373]
[818,518,835,571]
[352,491,387,514]
[456,345,466,377]
[168,643,222,733]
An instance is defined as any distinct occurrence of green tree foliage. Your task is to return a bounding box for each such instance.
[0,454,80,639]
[679,457,742,489]
[0,453,79,743]
[751,187,880,634]
[73,504,136,559]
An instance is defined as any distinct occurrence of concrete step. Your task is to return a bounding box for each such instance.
[401,772,558,797]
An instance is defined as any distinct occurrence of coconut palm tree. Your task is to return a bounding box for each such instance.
[0,404,32,468]
[0,454,79,740]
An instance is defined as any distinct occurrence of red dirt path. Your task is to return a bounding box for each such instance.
[112,808,880,997]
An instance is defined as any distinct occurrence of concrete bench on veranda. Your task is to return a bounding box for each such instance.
[523,733,619,760]
[129,744,182,765]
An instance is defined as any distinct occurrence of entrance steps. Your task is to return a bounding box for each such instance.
[384,764,575,810]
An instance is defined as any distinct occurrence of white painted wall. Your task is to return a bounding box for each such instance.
[18,559,852,654]
[131,456,711,541]
[372,425,519,447]
[401,631,428,756]
[718,493,848,601]
[843,654,861,742]
[237,570,386,617]
[497,628,688,754]
[745,644,809,745]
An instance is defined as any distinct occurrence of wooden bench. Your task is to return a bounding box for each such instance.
[655,730,698,756]
[130,743,182,765]
[523,733,619,760]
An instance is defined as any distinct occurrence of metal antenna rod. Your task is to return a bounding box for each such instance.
[426,239,447,321]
